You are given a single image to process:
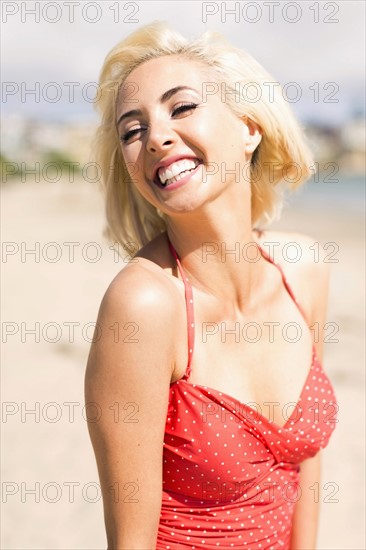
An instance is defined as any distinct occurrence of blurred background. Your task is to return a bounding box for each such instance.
[1,1,365,548]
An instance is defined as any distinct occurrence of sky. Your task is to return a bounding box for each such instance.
[1,0,365,125]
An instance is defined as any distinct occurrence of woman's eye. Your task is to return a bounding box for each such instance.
[172,103,199,116]
[121,128,143,143]
[120,103,199,143]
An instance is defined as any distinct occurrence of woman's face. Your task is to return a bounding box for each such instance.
[116,55,260,214]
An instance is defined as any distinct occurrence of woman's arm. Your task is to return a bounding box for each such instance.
[290,453,322,549]
[84,264,177,549]
[289,236,331,549]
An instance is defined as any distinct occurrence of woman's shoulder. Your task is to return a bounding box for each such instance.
[257,228,330,272]
[101,232,179,317]
[257,229,331,325]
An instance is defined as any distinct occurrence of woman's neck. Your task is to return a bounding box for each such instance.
[165,222,265,314]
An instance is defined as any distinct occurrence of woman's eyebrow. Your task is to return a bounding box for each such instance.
[116,85,200,127]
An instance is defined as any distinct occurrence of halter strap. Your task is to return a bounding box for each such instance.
[167,238,195,380]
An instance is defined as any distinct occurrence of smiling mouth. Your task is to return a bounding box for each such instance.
[154,158,203,187]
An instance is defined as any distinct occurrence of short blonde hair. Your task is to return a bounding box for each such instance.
[93,21,314,254]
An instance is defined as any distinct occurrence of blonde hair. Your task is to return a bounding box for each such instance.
[93,21,314,254]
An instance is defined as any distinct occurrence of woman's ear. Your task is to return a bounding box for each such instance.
[242,117,262,154]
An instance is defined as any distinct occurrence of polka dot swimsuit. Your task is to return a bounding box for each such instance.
[156,237,337,549]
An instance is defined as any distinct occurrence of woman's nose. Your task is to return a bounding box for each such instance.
[146,122,176,153]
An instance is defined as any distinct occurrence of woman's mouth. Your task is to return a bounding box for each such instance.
[153,158,203,190]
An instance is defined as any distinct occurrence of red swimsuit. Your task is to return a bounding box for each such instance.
[156,237,337,549]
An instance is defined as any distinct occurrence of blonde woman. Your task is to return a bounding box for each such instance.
[85,21,337,549]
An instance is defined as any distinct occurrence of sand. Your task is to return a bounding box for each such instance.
[1,176,365,549]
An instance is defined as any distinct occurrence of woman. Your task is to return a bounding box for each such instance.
[85,21,337,549]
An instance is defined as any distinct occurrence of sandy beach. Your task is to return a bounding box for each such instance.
[1,175,365,549]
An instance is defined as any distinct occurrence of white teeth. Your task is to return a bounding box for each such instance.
[158,159,199,185]
[162,169,193,187]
